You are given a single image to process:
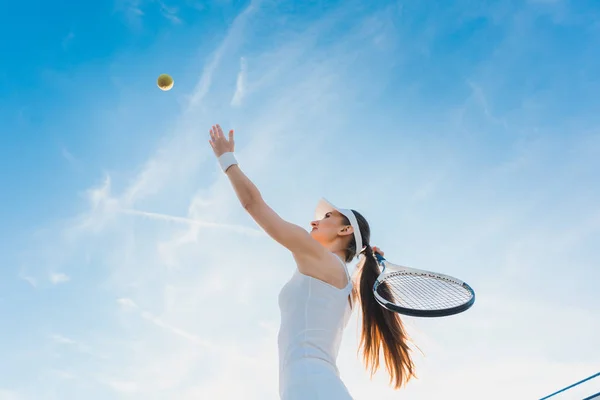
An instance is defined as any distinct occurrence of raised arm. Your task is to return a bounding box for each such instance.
[209,125,325,258]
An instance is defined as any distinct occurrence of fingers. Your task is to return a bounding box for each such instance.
[209,125,234,152]
[210,126,219,140]
[216,124,225,139]
[211,125,230,140]
[372,246,384,256]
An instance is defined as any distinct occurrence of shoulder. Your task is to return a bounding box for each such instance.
[293,251,349,289]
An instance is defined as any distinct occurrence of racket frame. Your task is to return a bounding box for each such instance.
[373,254,476,317]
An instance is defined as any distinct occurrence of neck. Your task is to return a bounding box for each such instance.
[326,245,347,263]
[323,240,348,263]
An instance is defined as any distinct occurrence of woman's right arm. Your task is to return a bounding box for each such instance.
[209,124,325,258]
[225,164,325,257]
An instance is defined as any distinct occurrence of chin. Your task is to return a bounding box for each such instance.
[310,230,324,242]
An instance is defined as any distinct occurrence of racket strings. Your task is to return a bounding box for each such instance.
[379,272,473,311]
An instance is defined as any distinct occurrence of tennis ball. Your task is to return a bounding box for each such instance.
[157,74,174,91]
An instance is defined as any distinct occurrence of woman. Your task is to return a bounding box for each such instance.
[209,125,416,399]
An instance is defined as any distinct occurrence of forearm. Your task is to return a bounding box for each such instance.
[225,164,262,209]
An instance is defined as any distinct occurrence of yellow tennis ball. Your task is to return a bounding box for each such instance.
[157,74,174,91]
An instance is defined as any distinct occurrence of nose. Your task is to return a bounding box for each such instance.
[310,220,318,229]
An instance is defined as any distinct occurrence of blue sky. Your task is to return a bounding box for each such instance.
[1,0,599,399]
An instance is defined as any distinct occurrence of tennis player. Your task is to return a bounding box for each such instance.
[209,124,416,399]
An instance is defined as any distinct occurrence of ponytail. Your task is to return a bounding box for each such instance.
[353,244,416,389]
[340,210,417,389]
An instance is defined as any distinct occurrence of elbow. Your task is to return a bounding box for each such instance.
[242,196,262,212]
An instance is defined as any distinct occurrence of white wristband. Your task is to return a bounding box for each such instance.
[218,152,238,172]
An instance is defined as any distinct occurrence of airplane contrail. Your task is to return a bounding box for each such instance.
[120,208,264,236]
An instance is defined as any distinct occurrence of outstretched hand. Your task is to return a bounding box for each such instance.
[209,124,235,157]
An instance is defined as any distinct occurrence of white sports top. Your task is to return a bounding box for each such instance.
[277,254,354,395]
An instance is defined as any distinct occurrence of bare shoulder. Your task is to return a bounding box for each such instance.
[293,251,349,289]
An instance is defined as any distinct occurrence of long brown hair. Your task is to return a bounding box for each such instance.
[340,210,416,389]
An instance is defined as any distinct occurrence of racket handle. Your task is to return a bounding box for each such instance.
[375,253,385,263]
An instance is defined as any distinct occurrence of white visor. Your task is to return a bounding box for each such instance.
[314,198,363,259]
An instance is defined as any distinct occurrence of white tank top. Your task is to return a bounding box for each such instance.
[277,254,354,392]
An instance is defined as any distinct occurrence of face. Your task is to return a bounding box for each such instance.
[310,211,354,246]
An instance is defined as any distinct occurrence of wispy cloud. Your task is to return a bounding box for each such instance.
[70,175,119,233]
[231,57,247,106]
[61,146,77,164]
[117,297,138,310]
[158,0,182,24]
[451,80,510,133]
[117,0,182,28]
[50,334,105,360]
[60,146,81,171]
[49,272,70,284]
[50,334,78,346]
[118,0,144,30]
[140,311,214,348]
[18,271,37,288]
[116,297,214,348]
[187,0,259,109]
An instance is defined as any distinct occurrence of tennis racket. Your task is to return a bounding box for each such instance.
[373,254,475,317]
